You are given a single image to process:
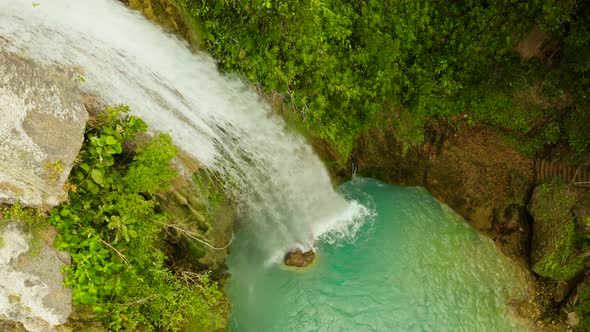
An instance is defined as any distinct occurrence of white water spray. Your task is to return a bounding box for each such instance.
[0,0,369,258]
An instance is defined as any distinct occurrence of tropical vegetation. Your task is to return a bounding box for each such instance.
[50,106,226,331]
[178,0,589,157]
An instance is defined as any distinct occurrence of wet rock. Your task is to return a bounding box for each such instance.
[63,305,107,332]
[284,249,315,267]
[0,50,87,208]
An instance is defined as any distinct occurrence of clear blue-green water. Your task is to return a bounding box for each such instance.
[227,178,530,332]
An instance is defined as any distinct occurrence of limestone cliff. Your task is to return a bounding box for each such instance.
[0,51,87,208]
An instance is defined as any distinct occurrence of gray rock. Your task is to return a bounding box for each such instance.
[0,50,87,208]
[0,222,72,331]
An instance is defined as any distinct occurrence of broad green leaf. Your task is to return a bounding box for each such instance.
[91,169,105,185]
[105,136,118,145]
[86,179,99,194]
[79,163,91,172]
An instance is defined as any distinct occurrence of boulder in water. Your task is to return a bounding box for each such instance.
[284,249,315,267]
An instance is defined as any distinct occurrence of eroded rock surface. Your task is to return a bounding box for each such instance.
[0,50,87,208]
[0,222,72,331]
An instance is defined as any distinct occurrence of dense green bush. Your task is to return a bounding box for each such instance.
[179,0,588,156]
[50,106,225,331]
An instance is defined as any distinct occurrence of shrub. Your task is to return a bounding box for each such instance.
[51,105,225,331]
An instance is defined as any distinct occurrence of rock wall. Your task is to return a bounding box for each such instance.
[0,51,87,208]
[350,121,535,266]
[157,152,235,280]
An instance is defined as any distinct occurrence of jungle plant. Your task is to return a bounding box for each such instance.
[179,0,588,156]
[50,105,225,331]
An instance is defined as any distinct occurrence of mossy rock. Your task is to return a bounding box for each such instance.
[529,178,584,280]
[124,0,201,49]
[62,305,107,332]
[156,155,234,279]
[179,232,207,260]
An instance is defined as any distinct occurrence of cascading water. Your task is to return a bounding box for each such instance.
[0,0,368,260]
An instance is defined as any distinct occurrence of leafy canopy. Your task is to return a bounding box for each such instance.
[180,0,589,156]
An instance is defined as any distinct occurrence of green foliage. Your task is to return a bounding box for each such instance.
[532,221,584,280]
[531,179,585,281]
[51,105,225,331]
[191,169,225,223]
[124,134,178,194]
[178,0,588,156]
[563,1,590,74]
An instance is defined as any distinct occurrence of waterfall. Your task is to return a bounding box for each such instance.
[0,0,368,261]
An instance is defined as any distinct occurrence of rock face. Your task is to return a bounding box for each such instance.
[156,154,235,281]
[0,50,87,208]
[284,249,315,267]
[349,121,535,266]
[0,222,72,331]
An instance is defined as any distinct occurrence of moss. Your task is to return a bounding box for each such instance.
[531,179,577,223]
[532,221,584,280]
[43,159,64,183]
[530,178,583,280]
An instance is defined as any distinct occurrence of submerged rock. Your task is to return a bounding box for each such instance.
[284,249,315,267]
[0,50,87,208]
